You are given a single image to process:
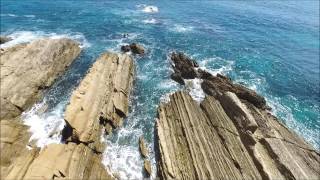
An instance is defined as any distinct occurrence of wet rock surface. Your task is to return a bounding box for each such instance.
[0,36,12,44]
[120,43,145,55]
[1,52,135,180]
[155,52,320,180]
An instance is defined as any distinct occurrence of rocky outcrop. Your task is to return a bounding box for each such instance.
[121,43,145,55]
[155,52,320,180]
[0,38,81,179]
[0,38,81,119]
[139,136,149,158]
[139,136,152,177]
[2,52,135,180]
[63,53,134,144]
[0,36,12,44]
[169,52,266,109]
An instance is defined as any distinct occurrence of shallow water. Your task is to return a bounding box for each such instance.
[1,1,319,179]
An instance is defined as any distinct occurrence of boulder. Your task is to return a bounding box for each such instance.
[139,136,149,158]
[0,38,81,119]
[0,36,12,44]
[129,43,145,54]
[120,45,131,53]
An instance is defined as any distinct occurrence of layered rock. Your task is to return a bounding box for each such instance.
[170,52,266,109]
[0,38,81,179]
[0,38,81,119]
[155,52,320,180]
[3,52,135,180]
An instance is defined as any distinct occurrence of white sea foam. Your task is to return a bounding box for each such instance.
[22,100,66,148]
[0,13,17,17]
[266,96,320,149]
[0,31,91,49]
[23,15,36,18]
[102,126,145,179]
[139,5,159,13]
[171,24,194,33]
[143,18,158,24]
[185,78,206,102]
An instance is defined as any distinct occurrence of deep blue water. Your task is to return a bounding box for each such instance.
[1,1,319,179]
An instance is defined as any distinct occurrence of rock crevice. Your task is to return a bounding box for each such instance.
[155,52,320,180]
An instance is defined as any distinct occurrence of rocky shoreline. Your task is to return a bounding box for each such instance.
[0,38,319,180]
[155,52,320,180]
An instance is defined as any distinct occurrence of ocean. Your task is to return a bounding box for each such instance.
[1,0,319,179]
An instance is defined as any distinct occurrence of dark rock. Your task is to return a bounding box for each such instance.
[130,43,145,54]
[198,69,213,79]
[0,36,12,44]
[120,45,131,53]
[170,73,185,85]
[171,52,198,79]
[201,74,267,109]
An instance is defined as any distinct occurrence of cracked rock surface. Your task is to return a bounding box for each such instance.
[155,52,320,180]
[1,52,135,180]
[0,38,81,119]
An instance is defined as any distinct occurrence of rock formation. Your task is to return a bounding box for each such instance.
[0,38,81,179]
[121,43,145,55]
[0,36,12,44]
[139,136,149,158]
[139,136,152,177]
[0,38,81,119]
[155,52,320,180]
[2,52,135,180]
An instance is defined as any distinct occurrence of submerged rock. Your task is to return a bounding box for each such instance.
[0,38,81,119]
[130,43,145,54]
[0,36,12,44]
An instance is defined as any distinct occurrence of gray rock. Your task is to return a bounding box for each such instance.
[0,36,12,44]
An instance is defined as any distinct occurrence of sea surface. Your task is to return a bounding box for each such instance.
[1,0,319,179]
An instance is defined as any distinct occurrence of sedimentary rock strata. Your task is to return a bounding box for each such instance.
[0,38,81,119]
[0,38,81,179]
[155,52,320,180]
[2,52,135,180]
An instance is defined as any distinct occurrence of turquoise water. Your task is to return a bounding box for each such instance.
[1,1,319,178]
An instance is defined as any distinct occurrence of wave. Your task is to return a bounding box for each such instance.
[0,31,91,49]
[23,15,36,18]
[143,18,158,24]
[138,4,159,13]
[0,13,17,17]
[171,24,194,33]
[22,100,65,148]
